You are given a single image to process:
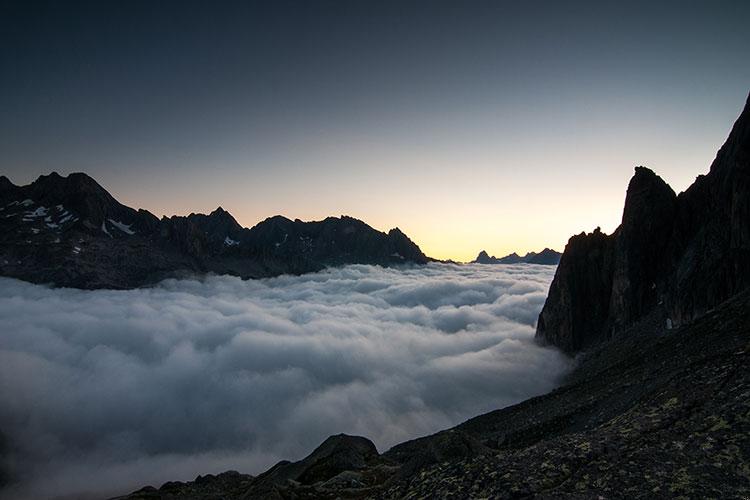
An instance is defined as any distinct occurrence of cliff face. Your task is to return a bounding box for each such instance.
[537,92,750,353]
[536,228,614,353]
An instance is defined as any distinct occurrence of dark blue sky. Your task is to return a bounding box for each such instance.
[1,0,749,259]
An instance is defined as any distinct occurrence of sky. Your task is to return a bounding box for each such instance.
[1,0,749,261]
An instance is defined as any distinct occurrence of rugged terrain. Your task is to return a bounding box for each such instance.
[473,248,561,265]
[537,92,750,353]
[0,173,428,289]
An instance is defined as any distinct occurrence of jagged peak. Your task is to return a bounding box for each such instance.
[207,206,239,223]
[30,171,110,195]
[34,171,63,182]
[621,166,676,227]
[706,90,750,179]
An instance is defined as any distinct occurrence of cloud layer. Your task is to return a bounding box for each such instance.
[0,263,570,499]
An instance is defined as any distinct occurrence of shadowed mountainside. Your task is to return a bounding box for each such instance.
[537,91,750,353]
[0,174,428,289]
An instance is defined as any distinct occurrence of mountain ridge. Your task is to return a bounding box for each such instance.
[536,90,750,353]
[473,248,561,265]
[0,173,429,289]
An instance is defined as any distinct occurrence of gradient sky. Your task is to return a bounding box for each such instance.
[1,1,749,261]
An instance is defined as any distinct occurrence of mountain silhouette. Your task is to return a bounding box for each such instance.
[0,173,428,288]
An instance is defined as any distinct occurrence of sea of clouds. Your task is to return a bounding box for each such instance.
[0,263,571,499]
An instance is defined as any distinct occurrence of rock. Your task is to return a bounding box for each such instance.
[254,434,379,487]
[526,247,563,265]
[472,248,561,265]
[240,434,385,498]
[474,250,494,263]
[537,91,750,353]
[0,174,429,289]
[536,227,615,353]
[608,167,676,330]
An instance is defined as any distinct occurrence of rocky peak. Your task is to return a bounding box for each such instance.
[388,227,429,263]
[247,434,381,494]
[475,250,493,263]
[621,167,676,229]
[537,92,750,353]
[188,206,243,240]
[708,91,750,182]
[26,171,133,227]
[527,248,562,265]
[473,249,560,265]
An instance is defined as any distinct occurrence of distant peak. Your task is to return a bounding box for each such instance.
[29,171,111,197]
[258,215,293,226]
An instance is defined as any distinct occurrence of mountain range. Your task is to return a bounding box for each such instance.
[115,92,750,498]
[473,248,561,265]
[0,173,428,289]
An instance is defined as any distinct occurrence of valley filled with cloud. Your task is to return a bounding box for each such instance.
[0,263,570,499]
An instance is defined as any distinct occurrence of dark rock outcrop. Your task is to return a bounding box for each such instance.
[116,471,254,500]
[0,174,429,289]
[247,434,382,495]
[536,227,615,353]
[473,248,561,265]
[537,92,750,353]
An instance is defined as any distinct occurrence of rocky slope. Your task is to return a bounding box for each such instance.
[537,91,750,353]
[0,173,428,289]
[474,248,561,265]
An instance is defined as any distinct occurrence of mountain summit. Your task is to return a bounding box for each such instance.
[536,91,750,353]
[473,248,561,265]
[0,174,428,289]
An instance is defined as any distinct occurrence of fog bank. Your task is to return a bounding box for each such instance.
[0,263,570,499]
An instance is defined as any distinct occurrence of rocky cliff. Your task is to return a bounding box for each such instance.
[537,92,750,353]
[0,173,429,289]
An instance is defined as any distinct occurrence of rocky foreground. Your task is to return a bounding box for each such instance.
[119,286,750,499]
